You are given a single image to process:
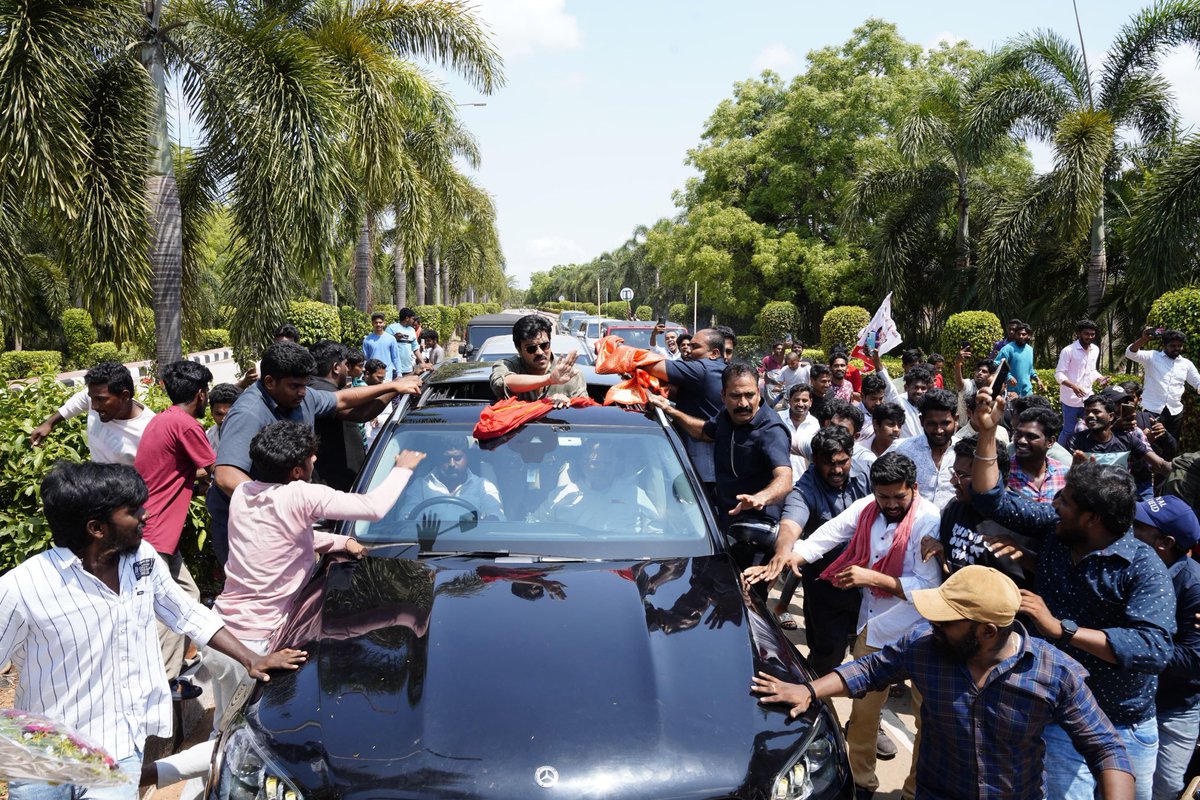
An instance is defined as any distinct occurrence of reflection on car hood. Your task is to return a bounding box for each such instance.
[246,554,815,800]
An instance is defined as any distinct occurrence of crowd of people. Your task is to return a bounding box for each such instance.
[3,309,1200,800]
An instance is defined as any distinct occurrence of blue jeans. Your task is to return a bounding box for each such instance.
[1044,718,1157,800]
[1154,700,1200,800]
[8,751,141,800]
[1060,404,1084,447]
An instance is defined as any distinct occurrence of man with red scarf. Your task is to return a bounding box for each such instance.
[745,451,942,800]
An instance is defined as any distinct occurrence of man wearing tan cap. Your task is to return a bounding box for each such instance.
[752,566,1135,800]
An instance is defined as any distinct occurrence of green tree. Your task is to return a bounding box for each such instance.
[1125,134,1200,299]
[976,0,1200,313]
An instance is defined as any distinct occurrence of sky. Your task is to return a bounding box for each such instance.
[433,0,1200,289]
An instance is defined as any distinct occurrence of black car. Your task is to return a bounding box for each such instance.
[460,312,529,360]
[211,404,851,800]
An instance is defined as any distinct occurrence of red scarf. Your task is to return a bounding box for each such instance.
[472,396,597,441]
[819,496,921,598]
[594,335,667,406]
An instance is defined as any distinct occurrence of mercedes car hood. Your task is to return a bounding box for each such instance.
[243,554,816,799]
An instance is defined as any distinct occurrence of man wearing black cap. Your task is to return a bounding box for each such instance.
[752,566,1134,800]
[1132,496,1200,800]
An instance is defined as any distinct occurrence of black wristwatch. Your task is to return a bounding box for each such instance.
[1058,619,1079,646]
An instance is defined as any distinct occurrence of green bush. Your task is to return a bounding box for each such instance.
[0,351,63,381]
[600,300,630,319]
[0,377,85,569]
[414,305,454,344]
[84,341,121,365]
[372,304,398,323]
[668,303,689,326]
[483,302,502,314]
[198,329,231,350]
[938,311,1003,381]
[60,308,96,368]
[456,302,487,335]
[758,301,801,347]
[287,300,341,346]
[820,306,870,354]
[802,348,828,364]
[1148,288,1200,451]
[738,335,764,359]
[338,307,371,350]
[634,305,653,321]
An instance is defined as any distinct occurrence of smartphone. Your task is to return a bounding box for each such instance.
[865,329,877,351]
[960,339,972,349]
[990,358,1010,396]
[657,316,665,326]
[1120,401,1136,422]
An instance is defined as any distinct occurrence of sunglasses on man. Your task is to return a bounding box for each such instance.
[523,341,552,355]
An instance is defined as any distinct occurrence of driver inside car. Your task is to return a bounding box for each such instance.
[533,441,661,533]
[396,440,505,521]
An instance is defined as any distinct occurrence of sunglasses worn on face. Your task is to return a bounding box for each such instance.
[524,341,552,354]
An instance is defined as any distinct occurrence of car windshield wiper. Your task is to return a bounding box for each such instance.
[420,550,587,562]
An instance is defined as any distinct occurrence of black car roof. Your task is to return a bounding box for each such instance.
[466,312,528,325]
[403,401,662,428]
[423,361,620,386]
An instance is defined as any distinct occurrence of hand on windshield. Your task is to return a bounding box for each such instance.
[395,449,426,470]
[751,672,814,719]
[247,648,308,681]
[743,552,802,585]
[392,374,423,395]
[549,351,579,384]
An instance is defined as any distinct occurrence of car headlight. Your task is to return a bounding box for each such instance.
[770,712,840,800]
[216,724,306,800]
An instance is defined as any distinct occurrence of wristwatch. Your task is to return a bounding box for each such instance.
[1058,619,1079,647]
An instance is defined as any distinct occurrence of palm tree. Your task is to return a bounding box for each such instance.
[1125,133,1200,298]
[974,0,1200,313]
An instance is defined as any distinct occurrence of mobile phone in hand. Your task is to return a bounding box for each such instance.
[990,358,1010,397]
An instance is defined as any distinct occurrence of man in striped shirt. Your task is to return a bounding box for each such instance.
[0,462,306,800]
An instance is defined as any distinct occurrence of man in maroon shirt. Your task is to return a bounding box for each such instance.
[134,360,216,685]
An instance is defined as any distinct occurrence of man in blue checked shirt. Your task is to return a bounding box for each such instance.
[968,385,1175,800]
[752,565,1133,800]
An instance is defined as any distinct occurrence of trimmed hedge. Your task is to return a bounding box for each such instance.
[758,301,801,347]
[198,329,231,350]
[0,351,62,381]
[483,302,502,315]
[338,307,371,350]
[938,311,1003,383]
[634,305,653,321]
[413,305,454,344]
[668,303,689,325]
[820,306,870,354]
[600,300,630,319]
[372,304,399,323]
[288,300,342,346]
[61,308,96,368]
[84,342,121,365]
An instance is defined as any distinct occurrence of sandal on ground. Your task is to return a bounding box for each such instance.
[776,611,798,630]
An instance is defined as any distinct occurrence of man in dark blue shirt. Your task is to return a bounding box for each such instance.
[651,362,792,596]
[752,565,1134,800]
[642,328,727,486]
[210,341,421,562]
[1130,496,1200,800]
[968,385,1175,800]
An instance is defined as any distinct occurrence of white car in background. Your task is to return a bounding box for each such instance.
[474,333,595,365]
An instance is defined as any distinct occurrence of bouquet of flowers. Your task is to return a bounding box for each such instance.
[0,710,128,787]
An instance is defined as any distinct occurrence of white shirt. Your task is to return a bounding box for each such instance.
[875,367,921,437]
[57,388,156,465]
[0,541,224,760]
[792,495,942,649]
[887,435,957,509]
[779,363,810,391]
[1055,341,1102,409]
[1125,347,1200,416]
[781,411,819,477]
[793,422,876,470]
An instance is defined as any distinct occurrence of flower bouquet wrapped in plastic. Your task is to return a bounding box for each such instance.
[0,710,128,787]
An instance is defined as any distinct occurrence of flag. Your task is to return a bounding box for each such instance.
[849,293,902,370]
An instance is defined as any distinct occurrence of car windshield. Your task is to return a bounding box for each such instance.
[354,421,713,559]
[468,325,516,350]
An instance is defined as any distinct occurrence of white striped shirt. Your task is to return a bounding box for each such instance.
[0,541,223,760]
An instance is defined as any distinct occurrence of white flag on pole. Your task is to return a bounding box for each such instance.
[850,292,903,365]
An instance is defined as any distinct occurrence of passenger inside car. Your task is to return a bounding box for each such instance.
[532,440,662,533]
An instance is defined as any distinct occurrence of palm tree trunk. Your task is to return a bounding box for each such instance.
[143,3,181,364]
[414,254,426,305]
[354,218,372,311]
[393,239,407,309]
[466,286,476,303]
[320,264,336,304]
[955,173,970,269]
[432,244,442,305]
[1086,205,1106,314]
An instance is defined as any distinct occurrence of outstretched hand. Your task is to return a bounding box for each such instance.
[743,553,804,585]
[751,671,814,719]
[971,385,1006,433]
[549,351,579,384]
[729,493,765,516]
[247,648,308,681]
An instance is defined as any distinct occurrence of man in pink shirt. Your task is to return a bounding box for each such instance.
[134,360,216,687]
[151,421,423,799]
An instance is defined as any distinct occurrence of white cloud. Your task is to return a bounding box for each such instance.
[1160,44,1200,134]
[472,0,582,59]
[751,44,797,74]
